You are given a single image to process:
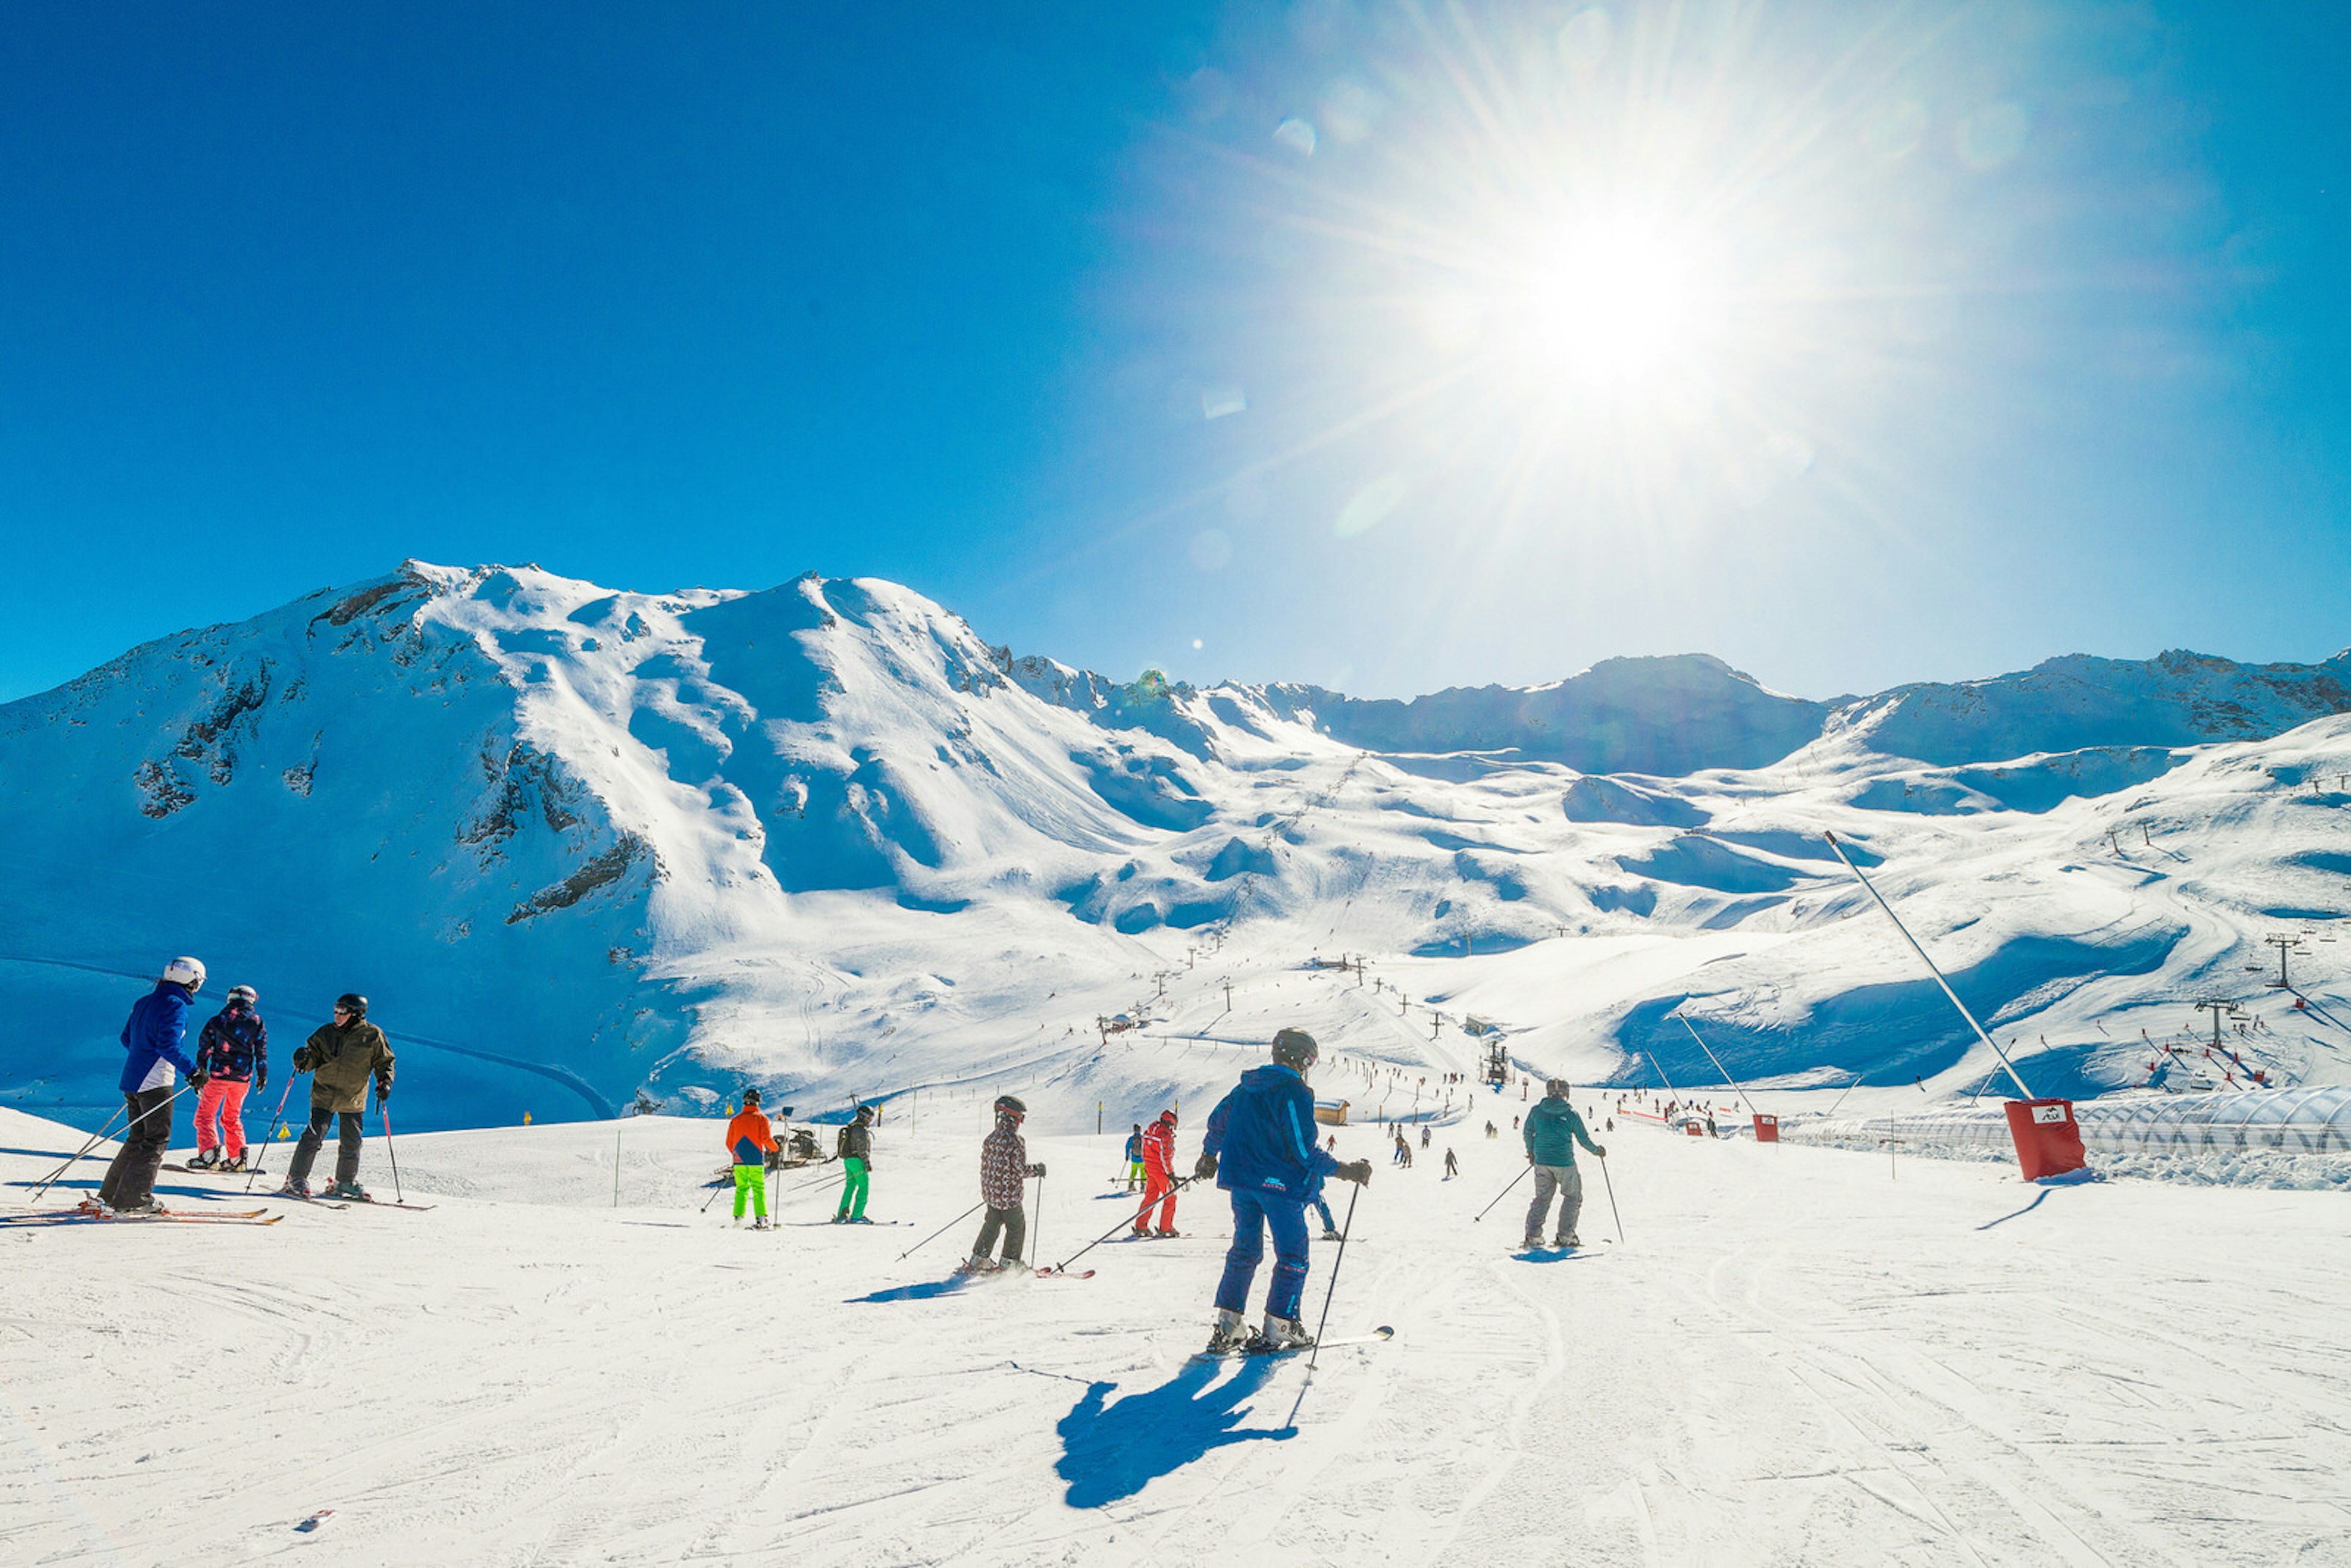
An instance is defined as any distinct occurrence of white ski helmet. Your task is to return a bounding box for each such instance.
[162,956,206,993]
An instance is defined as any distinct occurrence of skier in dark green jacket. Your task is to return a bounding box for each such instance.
[1521,1078,1605,1249]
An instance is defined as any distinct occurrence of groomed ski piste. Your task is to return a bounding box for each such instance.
[9,1079,2351,1567]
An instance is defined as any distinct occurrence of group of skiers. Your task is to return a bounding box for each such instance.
[94,955,395,1215]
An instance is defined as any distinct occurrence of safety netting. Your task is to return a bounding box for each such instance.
[1791,1086,2351,1157]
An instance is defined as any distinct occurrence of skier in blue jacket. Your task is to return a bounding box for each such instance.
[1194,1029,1371,1353]
[97,957,209,1214]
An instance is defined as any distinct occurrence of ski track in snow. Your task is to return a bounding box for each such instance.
[6,1106,2350,1566]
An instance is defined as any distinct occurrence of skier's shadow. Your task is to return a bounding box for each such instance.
[1055,1356,1294,1508]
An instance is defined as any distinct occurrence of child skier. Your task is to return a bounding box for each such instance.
[726,1089,779,1229]
[1194,1029,1371,1353]
[1522,1078,1606,1249]
[1133,1109,1179,1237]
[189,985,267,1171]
[1124,1123,1144,1191]
[833,1103,876,1222]
[97,956,208,1215]
[966,1095,1043,1272]
[282,993,393,1201]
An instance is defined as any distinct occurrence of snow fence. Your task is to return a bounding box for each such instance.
[1786,1086,2351,1158]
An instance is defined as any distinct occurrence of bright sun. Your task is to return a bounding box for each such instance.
[1518,214,1720,392]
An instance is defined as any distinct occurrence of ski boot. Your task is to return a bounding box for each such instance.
[956,1256,999,1276]
[279,1179,312,1199]
[221,1153,248,1173]
[111,1196,168,1217]
[1152,1228,1180,1239]
[1520,1234,1542,1252]
[849,1215,873,1225]
[1556,1232,1581,1249]
[753,1216,771,1231]
[830,1214,849,1223]
[187,1150,219,1171]
[1257,1314,1315,1352]
[323,1180,369,1202]
[1205,1308,1253,1355]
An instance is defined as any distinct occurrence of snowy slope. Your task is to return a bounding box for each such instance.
[5,561,2351,1135]
[6,1103,2349,1566]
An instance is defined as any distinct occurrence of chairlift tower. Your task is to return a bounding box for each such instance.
[1481,1038,1510,1089]
[2263,934,2311,991]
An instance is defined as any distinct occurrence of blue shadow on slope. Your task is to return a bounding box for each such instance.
[846,1277,974,1304]
[1056,1357,1294,1507]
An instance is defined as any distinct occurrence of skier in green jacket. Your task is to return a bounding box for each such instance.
[834,1103,876,1223]
[1521,1078,1605,1250]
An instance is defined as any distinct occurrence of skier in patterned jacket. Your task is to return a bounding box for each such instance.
[189,985,268,1171]
[1194,1029,1371,1353]
[966,1095,1044,1273]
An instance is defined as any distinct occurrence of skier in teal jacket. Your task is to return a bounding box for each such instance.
[1521,1078,1604,1249]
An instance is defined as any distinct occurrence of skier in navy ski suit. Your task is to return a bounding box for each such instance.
[97,958,208,1212]
[1194,1028,1371,1352]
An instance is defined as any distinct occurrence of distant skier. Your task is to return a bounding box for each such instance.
[189,984,266,1172]
[1134,1109,1180,1237]
[1485,1120,1497,1140]
[724,1089,779,1228]
[281,994,394,1201]
[1522,1078,1605,1250]
[1124,1123,1145,1191]
[1442,1147,1458,1179]
[966,1095,1043,1272]
[833,1103,876,1223]
[97,957,208,1215]
[1194,1029,1371,1353]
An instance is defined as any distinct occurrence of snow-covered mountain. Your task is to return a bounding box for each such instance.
[6,560,2349,1131]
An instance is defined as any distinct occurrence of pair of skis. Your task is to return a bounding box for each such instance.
[265,1189,437,1212]
[1193,1325,1395,1362]
[2,1202,281,1228]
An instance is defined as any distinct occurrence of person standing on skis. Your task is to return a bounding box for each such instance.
[725,1089,779,1229]
[833,1103,876,1223]
[97,957,208,1214]
[1523,1078,1605,1250]
[1133,1109,1180,1237]
[966,1095,1043,1273]
[1123,1123,1145,1192]
[1194,1029,1371,1353]
[189,985,267,1172]
[282,994,394,1201]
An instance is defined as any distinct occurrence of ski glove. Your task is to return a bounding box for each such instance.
[374,1080,391,1104]
[293,1046,320,1073]
[1027,1163,1046,1177]
[1337,1160,1373,1186]
[187,1071,210,1092]
[1192,1151,1217,1180]
[1592,1144,1607,1158]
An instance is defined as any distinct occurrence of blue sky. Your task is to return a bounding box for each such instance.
[1,1,2344,703]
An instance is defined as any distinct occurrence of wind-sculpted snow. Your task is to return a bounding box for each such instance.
[6,560,2351,1136]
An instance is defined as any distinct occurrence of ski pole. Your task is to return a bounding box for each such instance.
[378,1096,404,1206]
[1471,1163,1532,1223]
[243,1075,299,1193]
[898,1198,986,1261]
[26,1102,132,1204]
[1596,1153,1624,1242]
[1049,1175,1199,1274]
[1029,1169,1043,1271]
[1306,1182,1362,1373]
[29,1084,189,1204]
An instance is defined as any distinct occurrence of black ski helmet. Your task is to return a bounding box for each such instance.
[335,992,368,1020]
[1271,1028,1318,1071]
[1545,1078,1570,1098]
[742,1087,762,1105]
[995,1094,1027,1117]
[855,1103,875,1123]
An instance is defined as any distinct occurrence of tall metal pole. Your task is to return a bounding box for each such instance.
[1674,1015,1764,1123]
[1823,831,2035,1100]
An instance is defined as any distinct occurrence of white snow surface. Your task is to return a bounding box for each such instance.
[7,1101,2350,1566]
[7,561,2351,1136]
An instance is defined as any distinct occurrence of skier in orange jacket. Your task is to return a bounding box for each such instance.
[725,1089,780,1229]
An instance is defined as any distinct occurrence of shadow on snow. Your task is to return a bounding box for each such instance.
[1056,1356,1295,1507]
